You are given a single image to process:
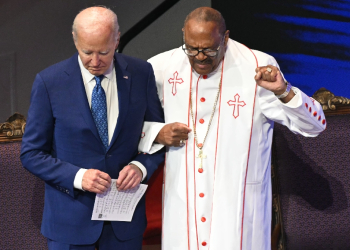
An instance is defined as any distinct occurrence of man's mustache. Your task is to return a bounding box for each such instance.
[193,58,212,65]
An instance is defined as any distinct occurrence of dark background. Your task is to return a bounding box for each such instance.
[1,0,348,122]
[0,0,210,121]
[214,0,350,97]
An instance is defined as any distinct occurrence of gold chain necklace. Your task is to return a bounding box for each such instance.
[190,68,222,172]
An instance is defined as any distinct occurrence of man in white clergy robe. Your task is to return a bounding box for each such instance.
[138,7,326,250]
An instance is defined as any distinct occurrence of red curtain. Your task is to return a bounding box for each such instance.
[143,164,164,245]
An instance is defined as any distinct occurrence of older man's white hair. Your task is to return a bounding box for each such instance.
[72,6,120,42]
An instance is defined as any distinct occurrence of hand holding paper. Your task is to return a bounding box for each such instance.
[91,180,147,222]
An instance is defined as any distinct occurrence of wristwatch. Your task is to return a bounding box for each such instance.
[275,81,292,99]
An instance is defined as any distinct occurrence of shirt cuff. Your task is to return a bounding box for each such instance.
[138,122,165,154]
[130,161,147,181]
[281,87,301,107]
[73,168,87,191]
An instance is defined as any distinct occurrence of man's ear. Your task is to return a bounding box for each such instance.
[224,30,230,46]
[72,32,78,46]
[115,32,121,50]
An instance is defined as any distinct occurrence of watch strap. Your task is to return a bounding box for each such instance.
[275,81,292,99]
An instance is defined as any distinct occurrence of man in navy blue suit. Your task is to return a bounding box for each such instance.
[20,6,164,250]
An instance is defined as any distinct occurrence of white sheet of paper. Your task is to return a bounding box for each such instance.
[91,180,148,222]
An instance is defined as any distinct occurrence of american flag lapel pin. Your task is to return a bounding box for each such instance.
[123,76,128,79]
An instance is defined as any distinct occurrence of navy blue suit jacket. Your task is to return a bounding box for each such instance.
[20,53,165,244]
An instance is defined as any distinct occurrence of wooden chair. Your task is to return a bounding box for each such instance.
[271,88,350,250]
[0,113,47,249]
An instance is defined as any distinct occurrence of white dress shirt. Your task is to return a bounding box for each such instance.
[73,56,147,190]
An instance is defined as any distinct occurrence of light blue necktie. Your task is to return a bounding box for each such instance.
[91,75,108,151]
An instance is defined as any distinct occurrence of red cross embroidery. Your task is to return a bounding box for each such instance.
[227,94,246,118]
[168,71,184,96]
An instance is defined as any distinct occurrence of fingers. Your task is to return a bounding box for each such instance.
[116,165,142,191]
[173,123,192,134]
[82,169,112,194]
[255,65,279,82]
[254,65,287,94]
[168,122,191,147]
[254,70,262,81]
[156,122,191,147]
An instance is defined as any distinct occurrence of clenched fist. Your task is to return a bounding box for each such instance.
[155,122,192,147]
[254,65,295,102]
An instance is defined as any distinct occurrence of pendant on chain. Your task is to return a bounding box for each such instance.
[197,149,207,172]
[190,63,223,174]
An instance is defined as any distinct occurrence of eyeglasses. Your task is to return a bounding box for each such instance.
[182,35,225,57]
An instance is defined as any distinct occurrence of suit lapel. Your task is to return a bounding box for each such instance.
[64,54,101,144]
[108,54,131,149]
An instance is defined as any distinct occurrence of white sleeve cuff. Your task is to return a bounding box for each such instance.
[130,161,147,181]
[73,168,87,191]
[281,87,301,108]
[138,122,165,154]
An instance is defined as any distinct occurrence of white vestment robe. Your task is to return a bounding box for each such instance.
[139,39,326,250]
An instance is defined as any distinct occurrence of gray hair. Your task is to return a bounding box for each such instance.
[72,6,120,42]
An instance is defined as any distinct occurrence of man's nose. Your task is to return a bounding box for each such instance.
[91,54,100,66]
[195,51,207,61]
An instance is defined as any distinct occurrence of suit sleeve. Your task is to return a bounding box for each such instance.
[258,55,326,136]
[131,63,165,182]
[20,74,79,198]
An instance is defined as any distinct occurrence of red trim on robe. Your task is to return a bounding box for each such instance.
[186,69,193,250]
[208,59,225,250]
[240,46,259,250]
[193,75,201,250]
